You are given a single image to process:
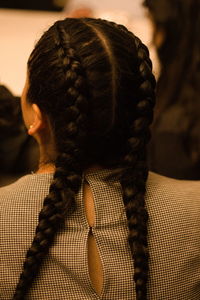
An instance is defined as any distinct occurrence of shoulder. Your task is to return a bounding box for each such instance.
[0,173,53,250]
[146,174,200,298]
[0,173,52,193]
[148,171,200,193]
[147,171,200,217]
[0,173,53,211]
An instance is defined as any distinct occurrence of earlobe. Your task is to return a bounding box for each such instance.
[28,104,46,136]
[28,124,34,135]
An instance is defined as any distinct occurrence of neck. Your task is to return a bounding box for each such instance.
[36,162,55,174]
[35,139,56,174]
[36,142,103,175]
[35,154,55,174]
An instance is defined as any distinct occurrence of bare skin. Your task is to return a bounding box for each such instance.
[83,180,103,295]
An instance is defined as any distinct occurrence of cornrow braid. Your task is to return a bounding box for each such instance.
[13,22,89,299]
[98,20,156,299]
[119,29,155,300]
[13,18,156,299]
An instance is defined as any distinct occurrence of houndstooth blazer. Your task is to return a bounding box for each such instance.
[0,170,200,299]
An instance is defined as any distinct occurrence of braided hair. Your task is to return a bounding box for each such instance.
[14,18,156,299]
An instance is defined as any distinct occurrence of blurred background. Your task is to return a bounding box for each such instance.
[0,0,157,95]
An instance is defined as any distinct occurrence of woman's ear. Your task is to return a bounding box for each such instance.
[28,104,46,136]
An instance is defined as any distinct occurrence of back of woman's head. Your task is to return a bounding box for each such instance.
[27,18,155,168]
[14,18,156,299]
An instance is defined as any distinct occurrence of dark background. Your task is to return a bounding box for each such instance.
[0,0,67,11]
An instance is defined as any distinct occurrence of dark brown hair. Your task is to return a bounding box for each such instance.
[13,18,156,299]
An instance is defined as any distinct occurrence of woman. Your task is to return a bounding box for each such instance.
[144,0,200,179]
[0,18,200,299]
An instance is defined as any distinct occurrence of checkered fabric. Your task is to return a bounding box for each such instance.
[0,169,200,299]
